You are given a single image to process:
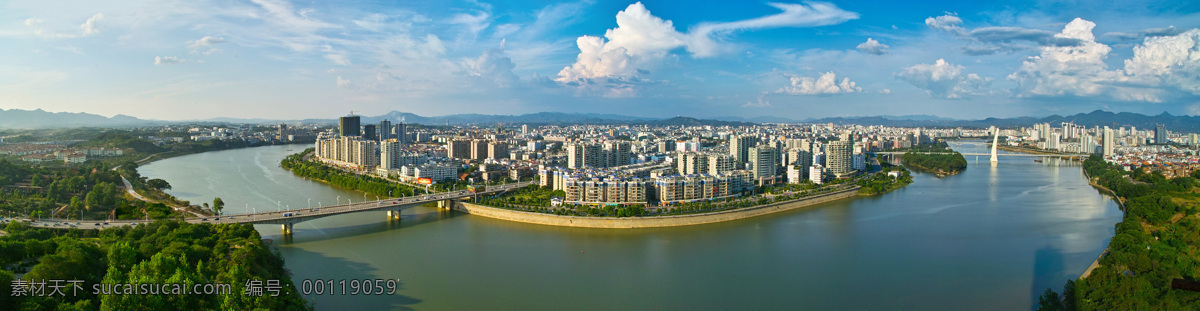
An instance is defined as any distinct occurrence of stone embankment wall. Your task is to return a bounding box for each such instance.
[451,187,861,228]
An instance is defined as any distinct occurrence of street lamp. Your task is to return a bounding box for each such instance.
[337,196,340,205]
[308,198,311,209]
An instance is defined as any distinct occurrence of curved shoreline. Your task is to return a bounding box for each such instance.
[451,187,862,228]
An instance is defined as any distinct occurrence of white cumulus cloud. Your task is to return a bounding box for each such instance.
[743,95,771,107]
[79,13,103,36]
[324,54,351,66]
[856,38,889,55]
[466,48,519,87]
[557,2,857,83]
[777,72,861,95]
[924,14,962,32]
[154,56,184,65]
[1007,18,1160,102]
[1123,29,1200,94]
[896,59,990,98]
[188,36,226,49]
[926,13,1084,55]
[336,76,351,87]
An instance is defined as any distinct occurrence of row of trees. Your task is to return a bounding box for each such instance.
[0,220,311,310]
[0,160,166,220]
[280,150,423,199]
[1038,155,1200,310]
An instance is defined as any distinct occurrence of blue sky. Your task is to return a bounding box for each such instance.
[1,0,1199,121]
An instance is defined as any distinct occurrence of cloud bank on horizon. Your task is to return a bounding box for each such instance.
[0,0,1198,120]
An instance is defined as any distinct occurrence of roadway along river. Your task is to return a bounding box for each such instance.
[139,142,1121,310]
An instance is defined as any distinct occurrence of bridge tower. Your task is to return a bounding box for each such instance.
[990,131,999,163]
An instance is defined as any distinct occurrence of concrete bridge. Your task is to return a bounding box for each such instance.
[21,181,535,235]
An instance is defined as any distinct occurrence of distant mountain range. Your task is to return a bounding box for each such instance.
[1,108,1197,132]
[0,108,158,129]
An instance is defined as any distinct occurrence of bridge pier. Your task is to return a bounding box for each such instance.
[437,200,452,209]
[387,210,402,220]
[281,223,294,235]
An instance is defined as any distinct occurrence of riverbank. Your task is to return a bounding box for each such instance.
[453,186,861,228]
[1078,162,1126,280]
[115,142,313,218]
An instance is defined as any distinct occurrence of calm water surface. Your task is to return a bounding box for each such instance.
[140,142,1121,310]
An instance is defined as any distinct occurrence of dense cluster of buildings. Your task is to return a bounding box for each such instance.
[307,112,1200,206]
[6,144,125,164]
[313,115,454,183]
[999,122,1200,177]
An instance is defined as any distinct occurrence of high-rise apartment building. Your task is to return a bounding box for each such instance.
[657,140,676,153]
[380,139,427,170]
[447,139,471,159]
[729,135,759,164]
[315,135,377,169]
[1155,124,1168,144]
[676,152,709,175]
[707,154,736,175]
[826,140,853,178]
[487,142,509,160]
[567,142,631,169]
[277,124,289,140]
[339,115,361,137]
[363,124,378,141]
[748,146,779,182]
[1102,127,1115,158]
[470,140,489,160]
[379,120,392,141]
[394,122,408,144]
[604,141,632,167]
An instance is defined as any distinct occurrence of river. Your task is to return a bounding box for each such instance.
[139,141,1121,310]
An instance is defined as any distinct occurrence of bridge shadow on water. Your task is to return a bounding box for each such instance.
[278,246,422,310]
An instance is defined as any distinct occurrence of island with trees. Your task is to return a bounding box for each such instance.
[900,142,967,177]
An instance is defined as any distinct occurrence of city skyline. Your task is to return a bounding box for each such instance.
[2,0,1199,121]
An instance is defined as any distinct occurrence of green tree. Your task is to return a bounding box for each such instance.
[146,178,171,191]
[212,197,225,216]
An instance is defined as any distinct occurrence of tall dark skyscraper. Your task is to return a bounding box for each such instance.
[363,124,378,141]
[1155,124,1167,144]
[394,122,408,144]
[379,120,392,141]
[339,115,361,137]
